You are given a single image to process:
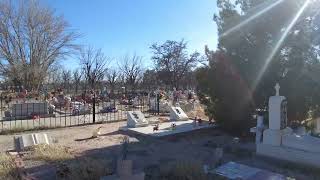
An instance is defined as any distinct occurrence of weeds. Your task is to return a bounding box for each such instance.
[27,144,73,162]
[0,153,19,180]
[56,157,113,180]
[158,160,207,180]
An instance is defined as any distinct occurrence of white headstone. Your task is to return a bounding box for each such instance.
[268,96,287,130]
[169,106,189,121]
[34,133,50,145]
[263,83,287,146]
[14,133,50,151]
[127,111,148,128]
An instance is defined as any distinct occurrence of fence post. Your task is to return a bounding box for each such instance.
[93,93,96,124]
[157,93,160,115]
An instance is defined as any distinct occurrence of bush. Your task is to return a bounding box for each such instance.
[196,56,255,135]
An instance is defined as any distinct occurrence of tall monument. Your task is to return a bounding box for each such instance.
[256,83,320,168]
[262,83,287,146]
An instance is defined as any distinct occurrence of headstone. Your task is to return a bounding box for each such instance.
[263,83,287,146]
[34,133,50,144]
[127,111,148,128]
[169,106,189,121]
[14,133,50,151]
[268,84,287,130]
[257,83,320,168]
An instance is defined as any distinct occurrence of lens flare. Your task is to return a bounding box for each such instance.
[221,0,284,37]
[253,0,311,89]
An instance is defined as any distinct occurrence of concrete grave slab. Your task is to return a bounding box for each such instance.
[122,120,214,137]
[213,161,286,180]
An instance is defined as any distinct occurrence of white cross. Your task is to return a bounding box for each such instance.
[275,83,280,96]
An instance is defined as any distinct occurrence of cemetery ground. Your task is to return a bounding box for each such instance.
[1,121,320,180]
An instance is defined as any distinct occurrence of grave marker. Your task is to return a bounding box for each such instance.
[127,111,148,128]
[169,106,189,121]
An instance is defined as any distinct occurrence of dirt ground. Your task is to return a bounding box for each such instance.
[0,121,319,180]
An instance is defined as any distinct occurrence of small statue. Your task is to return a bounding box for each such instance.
[92,126,102,138]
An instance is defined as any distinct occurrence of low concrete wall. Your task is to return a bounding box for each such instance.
[257,143,320,168]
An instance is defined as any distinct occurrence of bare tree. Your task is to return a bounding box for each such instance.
[118,54,143,92]
[61,69,71,93]
[0,0,79,90]
[142,69,158,91]
[46,64,62,90]
[79,46,110,90]
[150,40,200,89]
[73,68,82,94]
[106,69,118,94]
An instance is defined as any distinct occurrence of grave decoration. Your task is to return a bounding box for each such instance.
[153,124,159,131]
[171,123,176,130]
[100,106,117,113]
[72,103,91,115]
[92,126,102,138]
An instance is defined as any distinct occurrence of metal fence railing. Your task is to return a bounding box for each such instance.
[0,89,158,133]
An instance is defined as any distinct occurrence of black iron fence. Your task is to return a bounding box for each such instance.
[0,89,160,133]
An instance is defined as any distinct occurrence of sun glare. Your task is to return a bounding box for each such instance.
[221,0,284,37]
[253,0,311,90]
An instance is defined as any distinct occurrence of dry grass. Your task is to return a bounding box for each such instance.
[27,144,73,162]
[56,157,113,180]
[25,144,113,180]
[186,103,208,120]
[0,127,26,135]
[0,126,60,135]
[0,153,19,180]
[159,160,208,180]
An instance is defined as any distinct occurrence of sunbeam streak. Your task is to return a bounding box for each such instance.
[253,0,311,90]
[221,0,284,37]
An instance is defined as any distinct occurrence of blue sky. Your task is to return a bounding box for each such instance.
[42,0,218,69]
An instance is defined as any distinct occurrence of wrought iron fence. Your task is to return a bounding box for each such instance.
[0,88,159,133]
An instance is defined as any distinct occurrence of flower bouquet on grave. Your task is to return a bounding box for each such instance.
[171,123,176,130]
